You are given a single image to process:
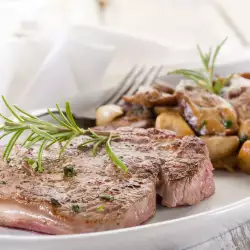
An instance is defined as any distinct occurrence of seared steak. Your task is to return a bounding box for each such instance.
[176,80,238,135]
[155,134,214,207]
[0,128,214,234]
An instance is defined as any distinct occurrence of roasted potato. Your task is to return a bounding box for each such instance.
[238,140,250,174]
[201,136,239,161]
[155,110,194,137]
[154,106,181,116]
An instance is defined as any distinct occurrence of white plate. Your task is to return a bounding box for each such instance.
[1,60,250,250]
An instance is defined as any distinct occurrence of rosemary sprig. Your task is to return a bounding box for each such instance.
[168,38,232,94]
[0,96,128,173]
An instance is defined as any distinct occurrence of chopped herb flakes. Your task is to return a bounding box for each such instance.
[50,198,61,207]
[24,157,43,173]
[72,204,80,213]
[0,181,6,184]
[99,193,114,201]
[63,165,77,177]
[223,120,233,129]
[96,205,105,212]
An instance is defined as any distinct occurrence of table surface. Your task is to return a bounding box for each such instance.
[1,0,250,249]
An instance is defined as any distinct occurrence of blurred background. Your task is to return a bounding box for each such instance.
[0,0,248,50]
[1,0,250,116]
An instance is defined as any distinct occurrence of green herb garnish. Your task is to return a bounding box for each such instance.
[96,204,105,212]
[168,38,233,94]
[106,134,128,173]
[239,135,248,143]
[223,120,233,129]
[99,193,114,201]
[0,96,128,173]
[72,204,80,213]
[50,198,61,207]
[0,181,6,184]
[63,165,77,177]
[24,156,42,172]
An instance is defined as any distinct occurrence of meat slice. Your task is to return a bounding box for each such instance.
[123,86,177,107]
[155,134,214,207]
[176,80,238,135]
[0,128,214,234]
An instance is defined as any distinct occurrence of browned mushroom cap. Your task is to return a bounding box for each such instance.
[123,86,177,108]
[240,72,250,80]
[152,79,175,94]
[176,80,238,136]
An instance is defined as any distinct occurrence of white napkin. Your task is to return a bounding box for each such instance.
[0,23,173,120]
[0,24,116,122]
[1,23,250,122]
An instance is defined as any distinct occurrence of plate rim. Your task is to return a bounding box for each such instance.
[1,197,250,241]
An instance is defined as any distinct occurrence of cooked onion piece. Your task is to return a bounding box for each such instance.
[238,140,250,174]
[155,110,194,137]
[96,104,123,126]
[201,136,239,161]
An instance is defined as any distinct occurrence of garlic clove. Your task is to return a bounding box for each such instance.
[96,104,123,126]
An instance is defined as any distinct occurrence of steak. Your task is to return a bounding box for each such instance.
[0,128,214,234]
[176,80,238,135]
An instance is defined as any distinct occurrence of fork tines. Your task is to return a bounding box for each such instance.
[103,65,163,106]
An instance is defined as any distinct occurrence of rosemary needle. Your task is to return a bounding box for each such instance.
[168,38,233,94]
[0,96,127,173]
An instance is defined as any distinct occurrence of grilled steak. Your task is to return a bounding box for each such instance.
[0,128,214,234]
[176,80,238,135]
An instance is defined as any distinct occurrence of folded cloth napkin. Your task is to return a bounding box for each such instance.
[0,23,173,122]
[0,23,116,123]
[1,22,250,124]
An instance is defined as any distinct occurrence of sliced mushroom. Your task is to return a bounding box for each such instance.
[152,79,175,94]
[201,136,239,161]
[155,110,194,137]
[123,86,177,108]
[176,80,238,135]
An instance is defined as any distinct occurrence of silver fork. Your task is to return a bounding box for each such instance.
[36,66,163,128]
